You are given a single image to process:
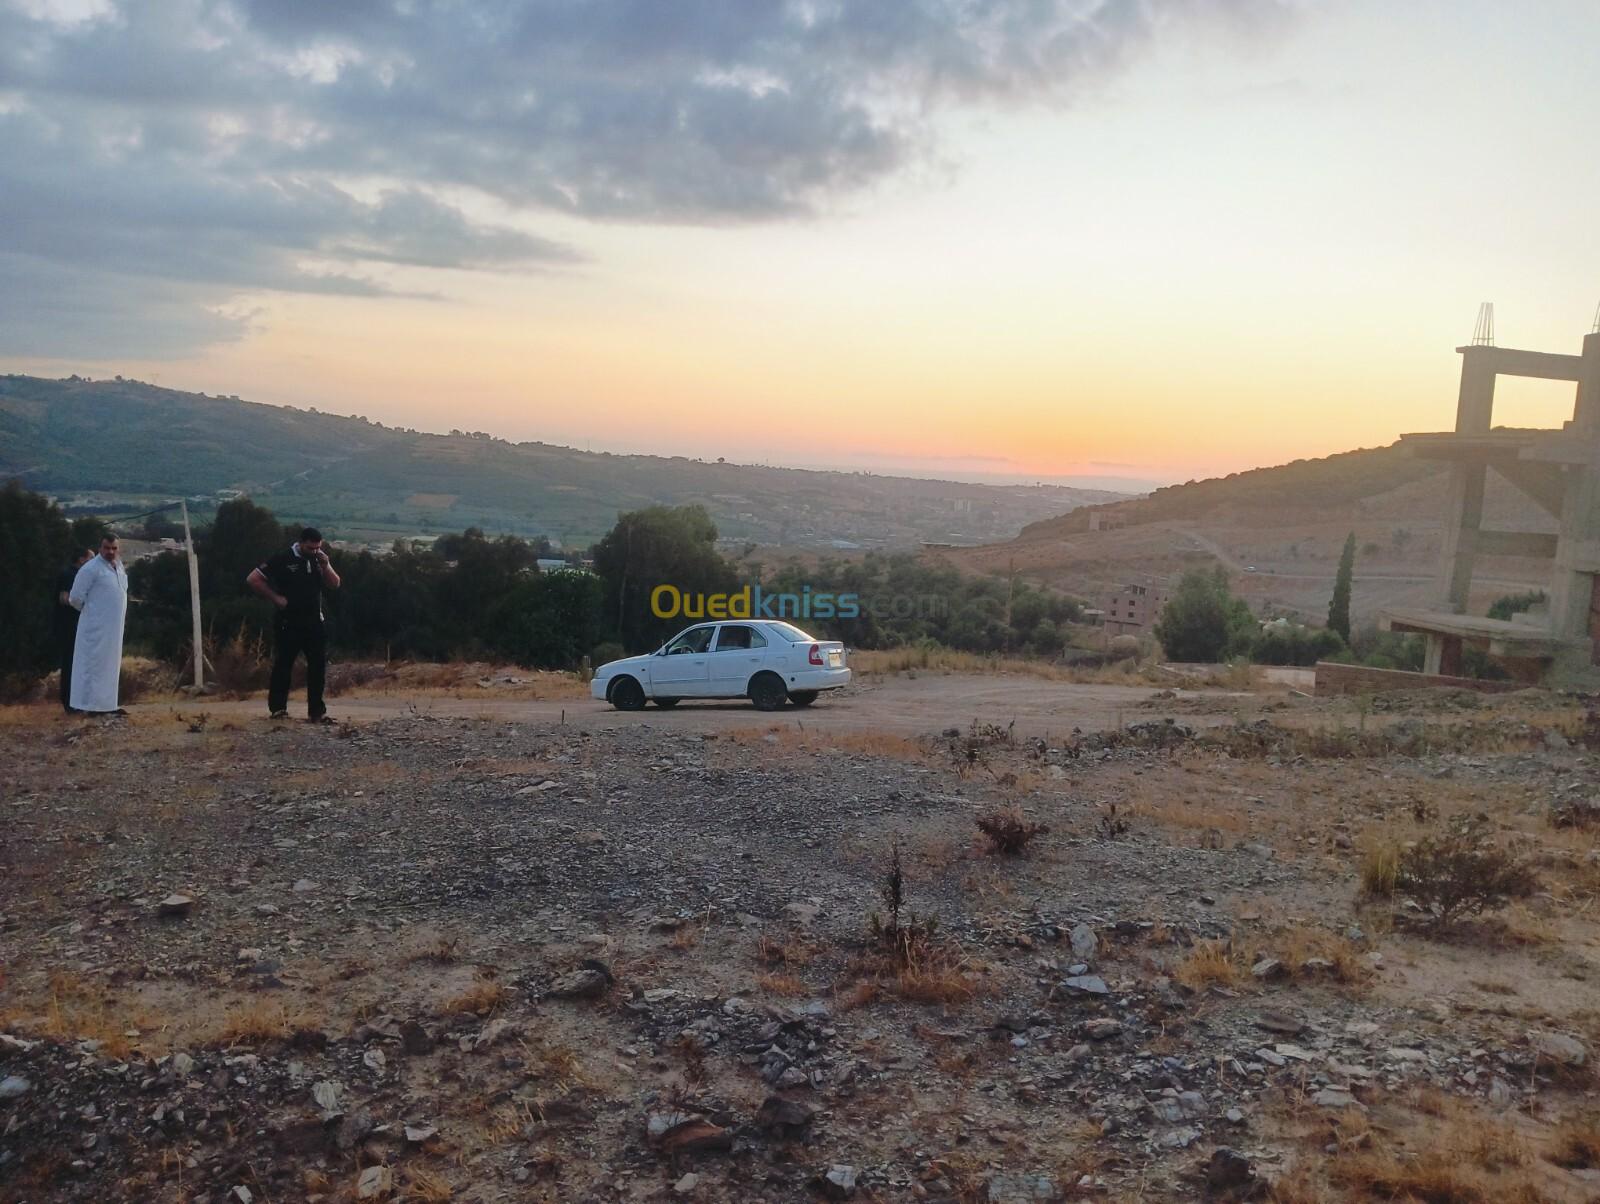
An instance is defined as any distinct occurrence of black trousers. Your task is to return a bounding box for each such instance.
[57,626,76,712]
[268,613,327,717]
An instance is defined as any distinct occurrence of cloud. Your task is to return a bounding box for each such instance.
[0,0,1295,356]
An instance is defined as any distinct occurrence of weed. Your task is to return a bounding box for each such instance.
[1096,803,1129,840]
[756,972,809,997]
[1174,940,1246,991]
[214,1000,296,1045]
[1393,814,1539,925]
[1359,837,1402,898]
[1549,1116,1600,1169]
[974,806,1048,855]
[439,976,509,1017]
[403,1166,454,1202]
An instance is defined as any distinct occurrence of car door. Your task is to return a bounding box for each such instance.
[652,625,715,696]
[708,623,768,696]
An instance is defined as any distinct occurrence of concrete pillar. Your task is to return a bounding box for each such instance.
[1575,331,1600,433]
[1455,347,1498,434]
[1435,463,1486,613]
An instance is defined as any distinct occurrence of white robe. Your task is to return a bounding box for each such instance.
[69,555,129,712]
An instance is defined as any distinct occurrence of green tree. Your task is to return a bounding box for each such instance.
[0,481,80,696]
[1328,531,1356,642]
[591,505,738,651]
[1152,567,1256,662]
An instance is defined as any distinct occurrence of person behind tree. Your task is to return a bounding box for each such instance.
[247,526,342,722]
[54,546,93,714]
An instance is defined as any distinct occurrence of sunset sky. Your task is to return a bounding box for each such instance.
[3,0,1597,487]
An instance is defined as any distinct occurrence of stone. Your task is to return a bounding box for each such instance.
[157,894,195,918]
[785,901,823,926]
[229,1188,253,1204]
[674,1172,700,1195]
[1204,1148,1257,1193]
[171,1052,195,1076]
[1255,1011,1304,1035]
[648,1113,732,1155]
[756,1096,815,1132]
[336,1107,375,1151]
[1081,1018,1122,1041]
[311,1079,344,1117]
[404,1124,438,1144]
[355,1165,393,1200]
[1069,923,1098,964]
[1486,1077,1515,1109]
[1313,1088,1359,1109]
[0,1076,31,1099]
[1254,1048,1287,1068]
[363,1048,386,1073]
[399,1020,435,1055]
[470,1018,513,1051]
[292,879,317,893]
[1059,975,1108,996]
[821,1165,858,1199]
[1250,958,1286,981]
[1530,1030,1587,1068]
[548,967,611,999]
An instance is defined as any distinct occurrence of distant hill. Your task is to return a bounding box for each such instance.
[932,440,1554,627]
[0,375,1126,547]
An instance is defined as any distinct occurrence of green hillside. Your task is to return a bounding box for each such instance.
[0,374,1123,547]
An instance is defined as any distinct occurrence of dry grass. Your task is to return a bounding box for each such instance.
[837,980,881,1010]
[756,972,810,997]
[213,999,299,1046]
[1549,1115,1600,1169]
[1275,925,1369,985]
[1173,939,1248,991]
[438,976,509,1017]
[35,973,147,1059]
[405,930,462,964]
[1359,834,1402,898]
[755,932,818,968]
[402,1165,454,1202]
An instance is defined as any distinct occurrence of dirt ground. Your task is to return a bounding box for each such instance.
[1,675,1598,1204]
[129,671,1250,740]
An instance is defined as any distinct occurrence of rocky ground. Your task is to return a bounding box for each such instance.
[1,685,1598,1203]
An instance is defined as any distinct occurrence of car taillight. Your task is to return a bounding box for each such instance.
[808,643,823,665]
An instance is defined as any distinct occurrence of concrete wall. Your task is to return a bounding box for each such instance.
[1313,661,1522,697]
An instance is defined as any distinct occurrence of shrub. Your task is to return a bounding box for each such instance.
[975,806,1048,855]
[1393,815,1538,925]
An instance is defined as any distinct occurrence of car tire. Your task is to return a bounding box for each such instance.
[788,690,819,707]
[748,672,789,711]
[654,698,680,708]
[609,676,646,711]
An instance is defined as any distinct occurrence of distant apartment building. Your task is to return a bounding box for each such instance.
[1087,509,1127,531]
[1104,582,1167,637]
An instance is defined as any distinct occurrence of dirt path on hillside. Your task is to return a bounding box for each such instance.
[129,675,1242,738]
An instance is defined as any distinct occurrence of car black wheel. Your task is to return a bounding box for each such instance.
[748,672,789,711]
[610,676,646,711]
[788,690,819,707]
[654,697,680,708]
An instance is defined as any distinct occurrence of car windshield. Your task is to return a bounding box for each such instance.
[766,621,814,643]
[663,626,714,654]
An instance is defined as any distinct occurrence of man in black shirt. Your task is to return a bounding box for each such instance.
[247,527,342,722]
[54,547,93,713]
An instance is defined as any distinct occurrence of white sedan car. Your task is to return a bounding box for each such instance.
[591,620,850,711]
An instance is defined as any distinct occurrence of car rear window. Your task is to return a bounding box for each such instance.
[766,621,814,643]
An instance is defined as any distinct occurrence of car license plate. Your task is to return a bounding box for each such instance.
[828,651,843,667]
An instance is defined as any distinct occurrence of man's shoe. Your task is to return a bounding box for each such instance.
[306,714,335,725]
[269,709,289,720]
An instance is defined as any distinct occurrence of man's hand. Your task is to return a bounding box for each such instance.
[274,593,289,609]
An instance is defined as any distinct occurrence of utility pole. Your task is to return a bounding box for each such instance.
[180,500,204,689]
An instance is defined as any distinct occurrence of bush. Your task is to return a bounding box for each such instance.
[590,642,626,668]
[1392,815,1538,925]
[975,806,1048,855]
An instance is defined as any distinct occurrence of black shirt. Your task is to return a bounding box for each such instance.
[54,565,80,637]
[258,546,326,620]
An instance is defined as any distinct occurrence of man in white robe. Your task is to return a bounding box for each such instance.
[68,535,130,715]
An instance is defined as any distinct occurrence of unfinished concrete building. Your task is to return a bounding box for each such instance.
[1380,312,1600,686]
